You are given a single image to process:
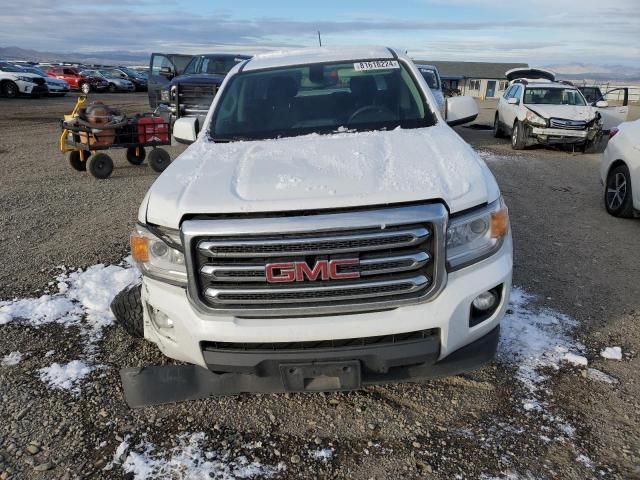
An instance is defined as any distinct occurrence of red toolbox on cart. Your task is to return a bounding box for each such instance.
[138,116,170,143]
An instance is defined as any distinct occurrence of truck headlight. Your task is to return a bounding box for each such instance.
[17,76,34,83]
[446,198,509,271]
[130,225,187,286]
[525,110,547,127]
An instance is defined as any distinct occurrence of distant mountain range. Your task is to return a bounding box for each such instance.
[2,46,639,82]
[545,63,640,82]
[0,46,149,65]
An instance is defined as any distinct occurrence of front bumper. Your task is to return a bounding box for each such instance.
[529,125,599,145]
[120,325,500,406]
[141,235,512,383]
[17,81,48,96]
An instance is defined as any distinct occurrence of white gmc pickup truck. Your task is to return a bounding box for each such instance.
[121,47,512,399]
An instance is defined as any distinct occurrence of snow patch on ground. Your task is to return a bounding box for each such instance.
[0,261,139,338]
[108,433,285,480]
[38,360,94,393]
[563,352,588,366]
[1,351,23,366]
[600,346,622,360]
[311,448,334,461]
[586,368,618,384]
[498,288,583,407]
[0,259,140,392]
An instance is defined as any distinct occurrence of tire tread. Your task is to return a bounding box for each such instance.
[110,284,144,338]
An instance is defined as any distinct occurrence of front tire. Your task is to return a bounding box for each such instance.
[605,164,634,218]
[80,83,91,94]
[86,152,114,179]
[1,80,19,98]
[110,284,144,338]
[108,83,117,93]
[511,121,526,150]
[493,113,503,138]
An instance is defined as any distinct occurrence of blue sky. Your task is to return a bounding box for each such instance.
[1,0,638,67]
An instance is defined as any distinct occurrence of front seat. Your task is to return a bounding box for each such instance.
[264,76,299,129]
[349,76,377,110]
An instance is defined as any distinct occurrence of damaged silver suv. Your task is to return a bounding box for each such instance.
[493,68,604,152]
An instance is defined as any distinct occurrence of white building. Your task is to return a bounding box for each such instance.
[414,60,529,99]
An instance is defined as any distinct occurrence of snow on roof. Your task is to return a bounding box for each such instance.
[243,46,397,71]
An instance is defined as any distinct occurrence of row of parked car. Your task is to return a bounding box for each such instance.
[0,62,148,98]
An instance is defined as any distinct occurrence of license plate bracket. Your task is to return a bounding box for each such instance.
[280,361,361,392]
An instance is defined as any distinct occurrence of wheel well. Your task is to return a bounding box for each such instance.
[608,159,627,176]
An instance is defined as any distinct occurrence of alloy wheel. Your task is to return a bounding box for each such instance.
[607,172,627,210]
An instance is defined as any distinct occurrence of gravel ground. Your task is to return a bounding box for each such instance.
[0,93,639,479]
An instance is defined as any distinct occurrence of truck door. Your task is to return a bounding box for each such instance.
[595,88,629,132]
[148,53,193,108]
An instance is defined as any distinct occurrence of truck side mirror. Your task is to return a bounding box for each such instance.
[159,66,174,79]
[595,100,608,108]
[507,97,519,105]
[173,117,199,144]
[446,96,479,126]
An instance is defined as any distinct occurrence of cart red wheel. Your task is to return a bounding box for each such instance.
[67,150,89,172]
[126,146,146,165]
[87,152,114,179]
[148,148,171,173]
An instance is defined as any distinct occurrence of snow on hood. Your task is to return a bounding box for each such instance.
[526,104,596,121]
[145,125,496,227]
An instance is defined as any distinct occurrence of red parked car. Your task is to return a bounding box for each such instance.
[47,66,109,94]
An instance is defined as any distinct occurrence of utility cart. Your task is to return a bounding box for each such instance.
[60,95,173,179]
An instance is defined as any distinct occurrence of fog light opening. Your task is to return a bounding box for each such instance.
[469,286,503,328]
[150,307,174,330]
[472,291,498,311]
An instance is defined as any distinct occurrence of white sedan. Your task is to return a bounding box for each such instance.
[601,120,639,217]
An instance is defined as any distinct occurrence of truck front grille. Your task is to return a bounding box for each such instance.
[549,118,587,130]
[175,83,218,116]
[182,203,447,317]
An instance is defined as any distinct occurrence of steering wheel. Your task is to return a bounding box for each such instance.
[347,105,395,125]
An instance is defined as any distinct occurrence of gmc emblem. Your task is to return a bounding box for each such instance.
[265,259,360,283]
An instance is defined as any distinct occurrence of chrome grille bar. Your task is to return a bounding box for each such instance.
[549,118,587,130]
[198,227,429,257]
[200,251,430,282]
[204,275,429,304]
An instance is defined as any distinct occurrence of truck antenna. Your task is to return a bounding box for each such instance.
[317,31,322,47]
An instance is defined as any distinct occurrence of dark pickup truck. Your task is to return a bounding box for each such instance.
[148,53,251,123]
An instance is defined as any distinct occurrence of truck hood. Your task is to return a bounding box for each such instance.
[144,125,496,227]
[527,104,595,121]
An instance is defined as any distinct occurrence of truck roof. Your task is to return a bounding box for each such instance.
[244,46,398,71]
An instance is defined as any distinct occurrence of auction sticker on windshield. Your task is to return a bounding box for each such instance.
[354,60,400,71]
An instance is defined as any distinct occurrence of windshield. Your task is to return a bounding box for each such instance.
[23,66,46,76]
[524,87,586,106]
[81,70,101,77]
[0,62,22,72]
[99,70,117,78]
[185,56,248,75]
[118,67,139,77]
[211,60,434,141]
[417,67,439,89]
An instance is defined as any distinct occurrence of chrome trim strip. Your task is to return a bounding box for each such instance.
[197,227,429,257]
[204,275,429,304]
[181,203,448,317]
[200,251,431,282]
